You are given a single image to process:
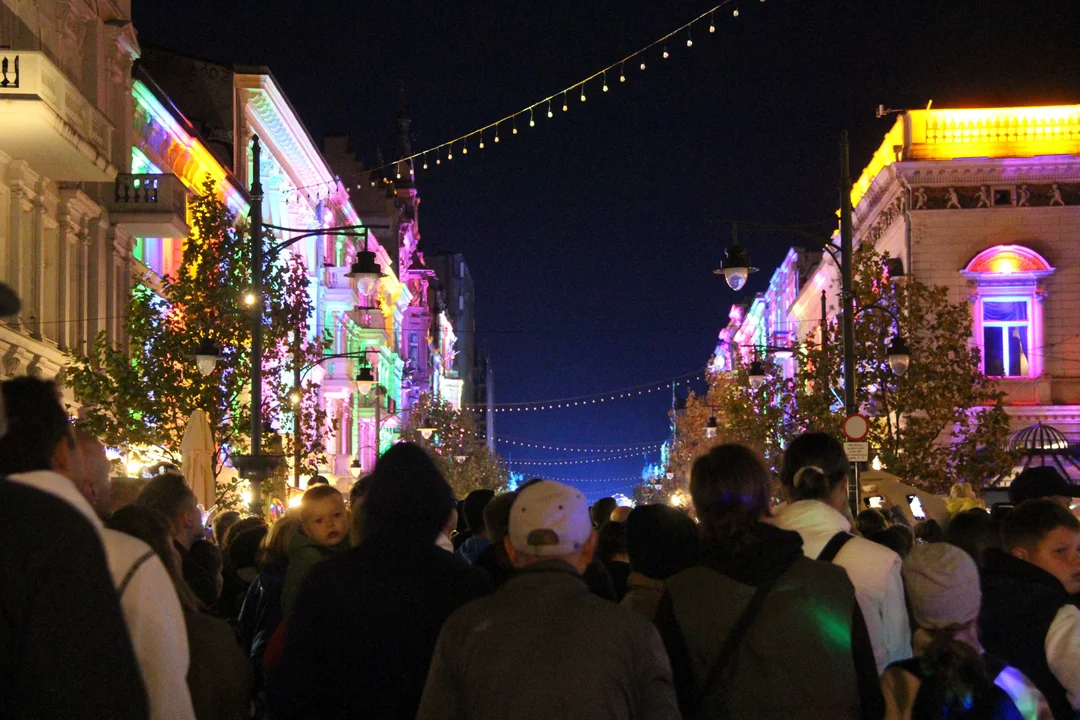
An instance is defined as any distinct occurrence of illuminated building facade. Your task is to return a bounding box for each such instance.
[0,7,464,483]
[713,104,1080,442]
[0,0,140,393]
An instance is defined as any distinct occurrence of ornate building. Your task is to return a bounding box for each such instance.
[1,7,466,484]
[0,0,140,392]
[714,104,1080,443]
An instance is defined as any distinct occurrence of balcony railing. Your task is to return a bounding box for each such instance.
[104,174,191,238]
[0,51,115,180]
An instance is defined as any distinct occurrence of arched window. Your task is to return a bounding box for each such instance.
[961,245,1054,378]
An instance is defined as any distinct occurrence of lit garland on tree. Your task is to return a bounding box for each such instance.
[66,178,330,510]
[398,393,508,497]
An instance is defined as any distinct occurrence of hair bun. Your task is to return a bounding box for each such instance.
[792,465,826,490]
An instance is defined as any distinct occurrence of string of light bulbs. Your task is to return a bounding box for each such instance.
[466,370,704,412]
[366,0,763,179]
[497,437,665,453]
[532,475,646,484]
[509,451,650,466]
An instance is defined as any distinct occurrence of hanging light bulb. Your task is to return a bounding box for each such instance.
[479,136,484,149]
[640,60,646,70]
[687,29,693,47]
[422,154,428,170]
[580,89,586,102]
[620,63,626,82]
[494,131,500,142]
[563,92,568,111]
[547,100,553,118]
[734,8,739,16]
[462,141,468,154]
[663,45,669,59]
[447,148,453,160]
[529,108,535,127]
[710,13,716,32]
[602,72,608,92]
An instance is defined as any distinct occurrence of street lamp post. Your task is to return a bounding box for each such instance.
[221,135,390,517]
[715,132,911,511]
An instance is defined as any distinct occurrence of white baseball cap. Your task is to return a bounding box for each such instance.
[509,481,593,556]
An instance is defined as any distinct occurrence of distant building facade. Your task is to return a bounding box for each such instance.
[714,104,1080,447]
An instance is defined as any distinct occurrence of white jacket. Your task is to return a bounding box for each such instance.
[770,499,912,673]
[10,471,196,720]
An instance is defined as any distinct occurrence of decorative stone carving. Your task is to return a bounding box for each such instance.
[946,188,961,209]
[976,186,992,208]
[1017,184,1031,207]
[913,187,928,210]
[1049,183,1065,207]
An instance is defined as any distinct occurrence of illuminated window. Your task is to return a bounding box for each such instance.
[962,245,1054,380]
[982,299,1029,377]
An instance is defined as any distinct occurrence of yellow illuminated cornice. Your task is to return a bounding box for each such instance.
[850,104,1080,211]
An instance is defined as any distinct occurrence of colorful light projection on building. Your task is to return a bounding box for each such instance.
[962,245,1054,278]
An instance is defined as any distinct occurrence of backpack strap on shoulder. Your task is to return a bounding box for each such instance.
[817,531,853,563]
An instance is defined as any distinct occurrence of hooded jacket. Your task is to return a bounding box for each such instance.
[655,522,884,720]
[980,549,1076,719]
[280,529,350,616]
[771,499,912,672]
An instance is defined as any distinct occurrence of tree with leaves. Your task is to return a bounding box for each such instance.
[693,244,1014,494]
[398,392,508,497]
[66,177,329,510]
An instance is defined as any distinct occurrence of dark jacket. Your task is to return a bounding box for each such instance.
[280,530,349,616]
[177,539,221,613]
[880,655,1029,720]
[416,560,679,720]
[980,548,1073,719]
[266,532,492,720]
[456,535,489,565]
[0,479,149,719]
[655,522,884,720]
[185,609,253,720]
[238,556,288,669]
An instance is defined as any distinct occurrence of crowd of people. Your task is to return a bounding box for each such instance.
[5,373,1080,720]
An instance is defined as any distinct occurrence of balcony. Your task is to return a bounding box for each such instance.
[105,174,191,238]
[0,51,116,181]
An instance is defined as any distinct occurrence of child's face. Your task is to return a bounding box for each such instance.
[302,496,348,546]
[1017,526,1080,594]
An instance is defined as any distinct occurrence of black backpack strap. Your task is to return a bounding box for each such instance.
[117,549,157,599]
[816,531,853,563]
[691,552,801,717]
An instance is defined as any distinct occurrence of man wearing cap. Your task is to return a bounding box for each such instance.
[1009,467,1080,508]
[416,480,678,720]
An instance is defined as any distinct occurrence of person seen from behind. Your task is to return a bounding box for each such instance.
[211,511,241,547]
[1008,467,1080,508]
[238,514,301,671]
[621,503,699,622]
[0,379,151,720]
[591,496,618,531]
[137,473,220,612]
[596,517,632,601]
[947,508,1000,568]
[473,490,517,585]
[770,431,912,672]
[267,442,492,720]
[655,443,884,719]
[881,542,1050,720]
[108,505,253,720]
[456,488,494,565]
[948,482,988,516]
[2,378,193,719]
[416,480,679,720]
[280,484,351,616]
[980,500,1080,719]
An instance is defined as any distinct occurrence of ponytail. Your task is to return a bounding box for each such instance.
[780,432,849,502]
[917,627,998,717]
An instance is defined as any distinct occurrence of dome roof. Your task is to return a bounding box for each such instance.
[1008,423,1072,453]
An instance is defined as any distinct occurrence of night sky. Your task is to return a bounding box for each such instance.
[134,0,1080,500]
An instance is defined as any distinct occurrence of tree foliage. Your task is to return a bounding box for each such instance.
[398,392,508,497]
[671,245,1015,494]
[66,178,330,509]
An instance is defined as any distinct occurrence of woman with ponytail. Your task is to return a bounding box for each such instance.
[881,543,1049,719]
[772,431,913,673]
[654,444,884,719]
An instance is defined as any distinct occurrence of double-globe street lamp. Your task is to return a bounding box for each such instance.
[714,132,911,509]
[194,135,390,516]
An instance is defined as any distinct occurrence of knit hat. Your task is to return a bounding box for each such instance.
[902,543,981,629]
[362,442,454,541]
[509,480,592,556]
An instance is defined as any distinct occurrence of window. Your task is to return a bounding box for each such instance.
[982,299,1029,377]
[962,244,1055,381]
[408,332,420,367]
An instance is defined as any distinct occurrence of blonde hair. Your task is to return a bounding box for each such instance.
[259,513,302,569]
[300,484,345,522]
[949,482,978,501]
